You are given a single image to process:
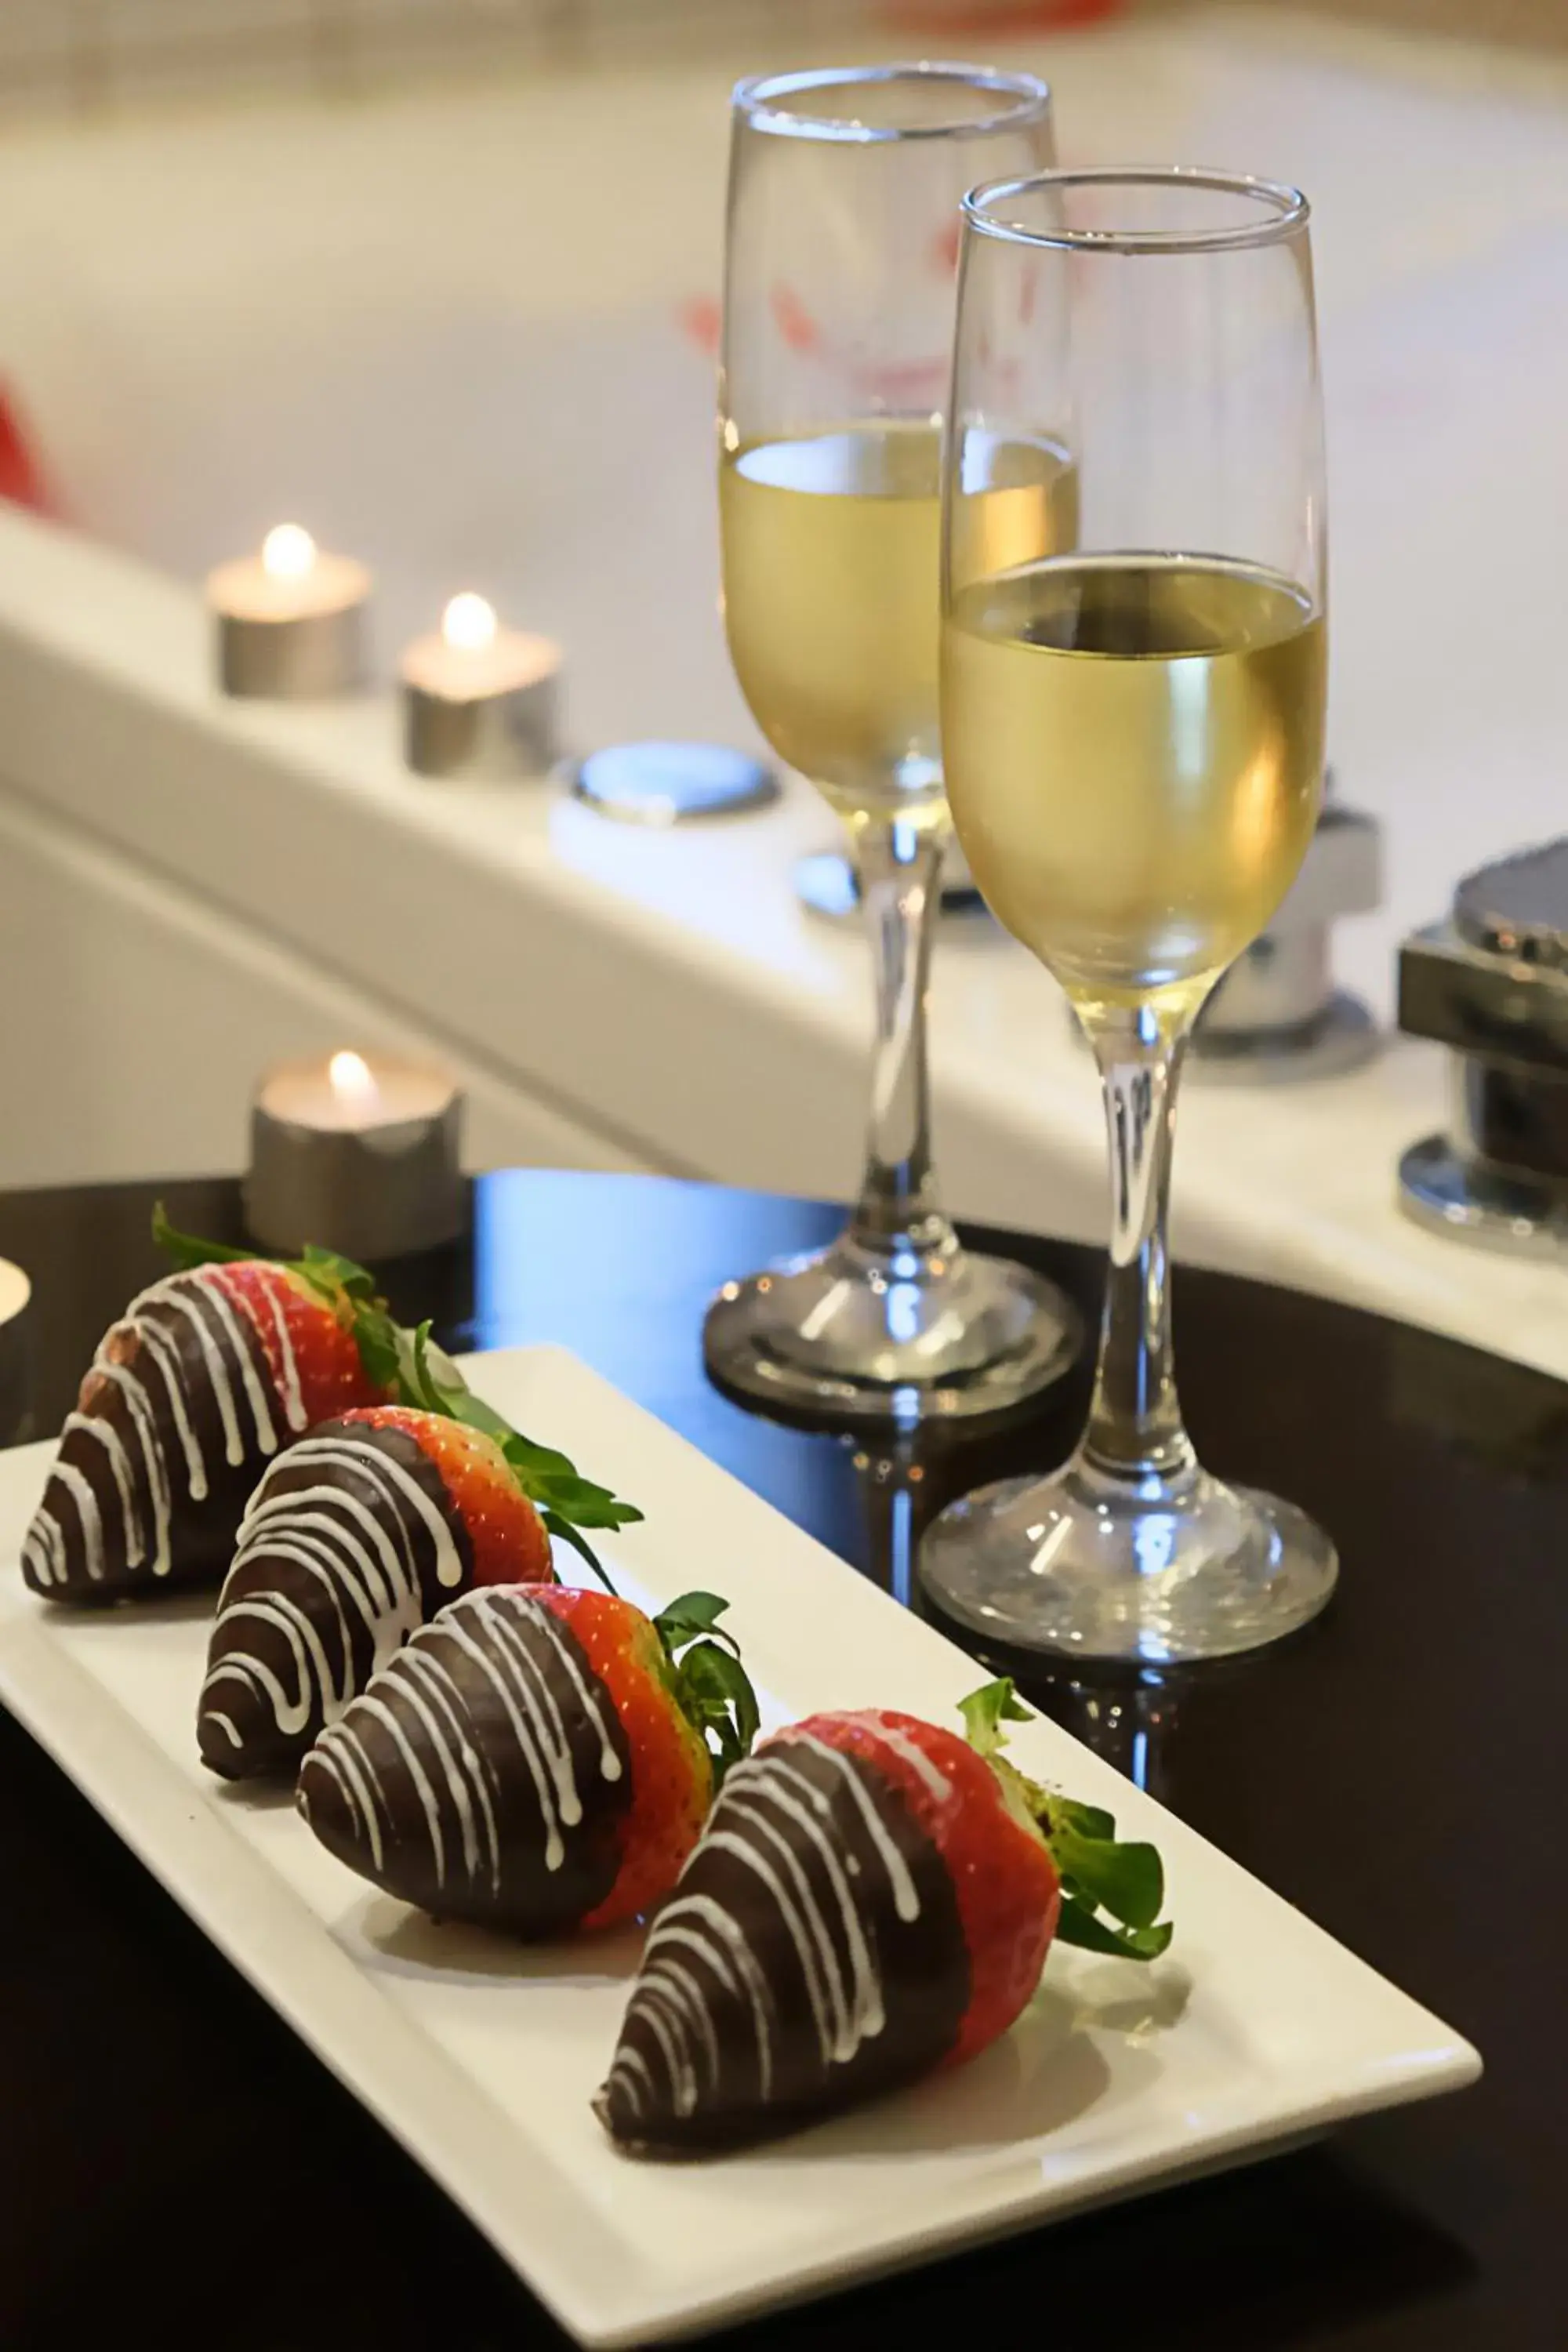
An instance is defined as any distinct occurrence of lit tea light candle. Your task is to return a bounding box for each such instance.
[324,1047,382,1123]
[0,1255,31,1446]
[244,1048,464,1261]
[401,592,561,779]
[207,523,370,699]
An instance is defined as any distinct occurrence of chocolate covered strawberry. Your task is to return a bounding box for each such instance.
[298,1586,758,1937]
[21,1257,383,1604]
[198,1406,557,1781]
[22,1205,641,1610]
[596,1679,1171,2151]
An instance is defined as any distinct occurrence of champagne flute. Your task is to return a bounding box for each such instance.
[704,63,1083,1425]
[922,169,1338,1659]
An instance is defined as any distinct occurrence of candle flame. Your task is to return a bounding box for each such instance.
[442,592,498,654]
[328,1049,379,1112]
[262,523,318,580]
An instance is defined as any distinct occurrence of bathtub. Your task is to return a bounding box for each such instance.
[1,4,1567,1378]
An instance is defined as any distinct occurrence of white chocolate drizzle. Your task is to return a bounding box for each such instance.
[21,1265,306,1590]
[200,1432,466,1754]
[300,1589,622,1898]
[605,1731,924,2127]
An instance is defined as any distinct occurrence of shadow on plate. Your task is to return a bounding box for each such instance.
[1062,1956,1193,2038]
[208,1772,300,1813]
[764,1969,1179,2164]
[70,1587,218,1628]
[349,1894,644,1987]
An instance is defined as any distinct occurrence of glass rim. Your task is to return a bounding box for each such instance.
[731,60,1052,145]
[964,166,1310,254]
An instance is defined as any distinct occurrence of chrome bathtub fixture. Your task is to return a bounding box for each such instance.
[804,780,1381,1080]
[568,742,779,823]
[1399,837,1568,1255]
[795,832,986,923]
[1189,791,1383,1081]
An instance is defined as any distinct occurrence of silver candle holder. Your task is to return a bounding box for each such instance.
[0,1257,31,1445]
[1399,837,1568,1256]
[208,524,370,699]
[244,1050,465,1261]
[402,593,560,780]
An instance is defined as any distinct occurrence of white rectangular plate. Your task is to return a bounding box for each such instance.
[0,1345,1479,2347]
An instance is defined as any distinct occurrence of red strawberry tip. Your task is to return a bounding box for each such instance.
[960,1677,1174,1962]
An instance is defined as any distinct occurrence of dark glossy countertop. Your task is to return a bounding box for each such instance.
[0,1170,1563,2350]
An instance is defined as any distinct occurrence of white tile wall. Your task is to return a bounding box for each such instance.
[0,1,1561,123]
[0,0,830,117]
[0,2,85,80]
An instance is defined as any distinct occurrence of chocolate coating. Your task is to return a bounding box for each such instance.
[20,1268,299,1605]
[198,1419,474,1782]
[298,1588,633,1936]
[597,1735,970,2150]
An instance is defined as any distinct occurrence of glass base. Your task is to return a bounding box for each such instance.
[702,1232,1083,1426]
[919,1456,1337,1663]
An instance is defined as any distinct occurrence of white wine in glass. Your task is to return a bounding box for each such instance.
[721,423,1078,822]
[945,553,1325,1008]
[703,65,1084,1425]
[922,169,1338,1662]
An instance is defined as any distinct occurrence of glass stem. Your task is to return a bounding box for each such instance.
[1079,999,1198,1484]
[847,813,956,1259]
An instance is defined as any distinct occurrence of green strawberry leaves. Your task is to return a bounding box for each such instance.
[292,1241,383,1308]
[960,1676,1174,1963]
[152,1207,643,1583]
[959,1675,1034,1757]
[655,1592,760,1788]
[653,1590,735,1647]
[387,1319,641,1588]
[1051,1896,1173,1963]
[680,1644,762,1777]
[1048,1814,1171,1961]
[151,1205,257,1270]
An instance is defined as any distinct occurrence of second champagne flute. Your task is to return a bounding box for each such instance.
[703,62,1082,1425]
[923,168,1338,1660]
